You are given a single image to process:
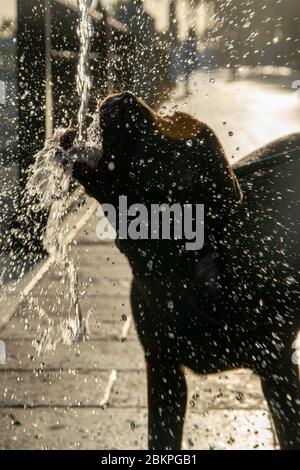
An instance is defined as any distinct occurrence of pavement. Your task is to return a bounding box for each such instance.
[0,73,300,450]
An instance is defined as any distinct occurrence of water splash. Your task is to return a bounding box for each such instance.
[26,0,95,353]
[27,129,73,258]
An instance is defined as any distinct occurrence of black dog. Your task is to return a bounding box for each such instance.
[60,92,300,449]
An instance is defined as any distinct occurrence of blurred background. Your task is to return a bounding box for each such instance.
[0,0,300,272]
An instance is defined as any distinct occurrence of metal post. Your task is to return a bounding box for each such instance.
[17,0,47,178]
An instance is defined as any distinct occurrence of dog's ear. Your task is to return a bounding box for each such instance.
[148,104,243,203]
[165,114,243,204]
[197,123,243,203]
[151,111,205,141]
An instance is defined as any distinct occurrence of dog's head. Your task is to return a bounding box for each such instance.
[98,91,242,202]
[98,91,209,155]
[63,92,242,220]
[99,92,153,152]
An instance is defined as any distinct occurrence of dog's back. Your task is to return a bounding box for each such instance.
[233,135,300,330]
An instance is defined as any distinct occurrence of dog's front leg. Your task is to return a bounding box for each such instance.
[146,358,187,450]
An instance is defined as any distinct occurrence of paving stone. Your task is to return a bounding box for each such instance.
[1,339,145,371]
[0,407,274,450]
[2,303,133,341]
[110,370,267,412]
[2,315,134,342]
[183,409,275,450]
[0,408,147,450]
[0,370,110,407]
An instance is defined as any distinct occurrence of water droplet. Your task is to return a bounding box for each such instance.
[147,260,153,270]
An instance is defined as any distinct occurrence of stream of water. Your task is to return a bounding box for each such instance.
[76,0,94,143]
